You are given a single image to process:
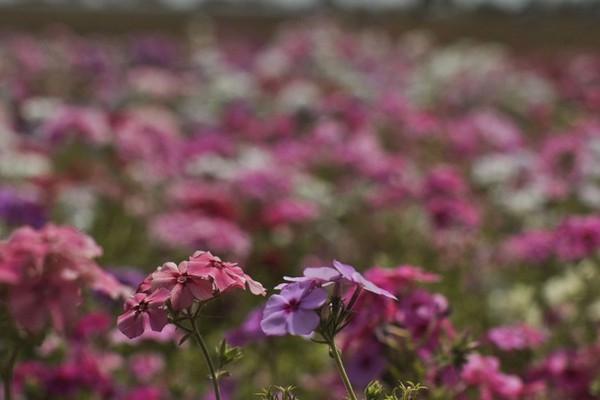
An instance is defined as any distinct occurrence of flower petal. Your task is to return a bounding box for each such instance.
[260,310,288,336]
[117,310,145,339]
[287,309,320,336]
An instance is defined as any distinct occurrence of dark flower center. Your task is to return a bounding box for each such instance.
[285,298,300,312]
[136,300,149,314]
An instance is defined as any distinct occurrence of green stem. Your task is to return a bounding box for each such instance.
[2,342,20,400]
[188,315,221,400]
[327,339,358,400]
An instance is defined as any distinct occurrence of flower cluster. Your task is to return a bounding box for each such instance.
[118,251,265,339]
[0,224,127,332]
[261,260,396,337]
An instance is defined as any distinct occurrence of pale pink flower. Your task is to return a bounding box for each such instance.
[2,224,128,332]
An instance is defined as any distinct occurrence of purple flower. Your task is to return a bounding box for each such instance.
[346,340,388,387]
[226,306,267,346]
[0,187,46,228]
[332,260,397,300]
[261,281,328,336]
[280,261,397,301]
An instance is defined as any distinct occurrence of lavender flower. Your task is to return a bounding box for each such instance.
[261,281,328,336]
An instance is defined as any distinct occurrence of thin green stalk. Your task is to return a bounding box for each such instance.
[188,314,221,400]
[327,339,358,400]
[2,343,20,400]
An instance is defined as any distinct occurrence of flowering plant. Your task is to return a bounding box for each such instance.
[117,251,264,400]
[261,260,397,400]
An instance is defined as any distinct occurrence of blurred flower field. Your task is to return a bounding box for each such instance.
[1,19,600,399]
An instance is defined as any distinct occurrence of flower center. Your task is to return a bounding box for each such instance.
[177,275,188,284]
[136,300,149,314]
[285,298,300,313]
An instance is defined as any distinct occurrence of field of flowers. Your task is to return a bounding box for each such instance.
[1,19,600,399]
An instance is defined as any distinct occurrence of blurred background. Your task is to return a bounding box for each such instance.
[0,0,599,49]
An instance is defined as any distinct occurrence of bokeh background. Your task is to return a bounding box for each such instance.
[2,2,600,400]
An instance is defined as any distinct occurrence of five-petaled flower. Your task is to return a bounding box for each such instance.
[117,288,171,339]
[261,281,328,336]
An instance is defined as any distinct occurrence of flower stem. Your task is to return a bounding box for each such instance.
[2,342,21,400]
[327,339,358,400]
[188,314,221,400]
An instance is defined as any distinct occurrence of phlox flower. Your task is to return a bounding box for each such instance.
[332,260,397,300]
[188,251,265,295]
[1,224,128,332]
[279,260,397,300]
[487,324,547,351]
[462,354,524,399]
[150,261,213,310]
[261,281,328,336]
[117,288,171,339]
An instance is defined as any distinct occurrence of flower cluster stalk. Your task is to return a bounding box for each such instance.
[188,314,222,400]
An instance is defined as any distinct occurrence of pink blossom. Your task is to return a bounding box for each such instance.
[128,353,165,383]
[462,354,524,399]
[554,214,600,261]
[188,251,265,295]
[1,224,127,332]
[364,265,440,294]
[503,230,556,265]
[263,199,318,226]
[488,324,547,351]
[150,261,213,310]
[117,288,171,339]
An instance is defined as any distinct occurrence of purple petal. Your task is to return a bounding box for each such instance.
[303,267,340,282]
[280,281,311,301]
[332,260,357,282]
[260,310,288,336]
[287,309,320,336]
[299,287,328,310]
[263,294,289,314]
[361,279,397,300]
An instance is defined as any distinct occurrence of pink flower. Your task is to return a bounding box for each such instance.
[1,224,128,332]
[117,288,171,339]
[9,277,82,332]
[150,261,213,310]
[503,230,556,265]
[554,214,600,261]
[188,251,265,295]
[263,199,318,227]
[462,354,524,399]
[128,353,165,383]
[488,324,547,351]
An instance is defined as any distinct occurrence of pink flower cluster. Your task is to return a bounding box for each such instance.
[117,251,265,339]
[0,224,127,332]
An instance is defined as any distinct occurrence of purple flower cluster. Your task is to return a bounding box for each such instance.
[261,261,396,337]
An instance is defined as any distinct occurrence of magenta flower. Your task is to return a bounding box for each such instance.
[488,324,547,352]
[150,261,213,310]
[117,288,171,339]
[261,281,328,336]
